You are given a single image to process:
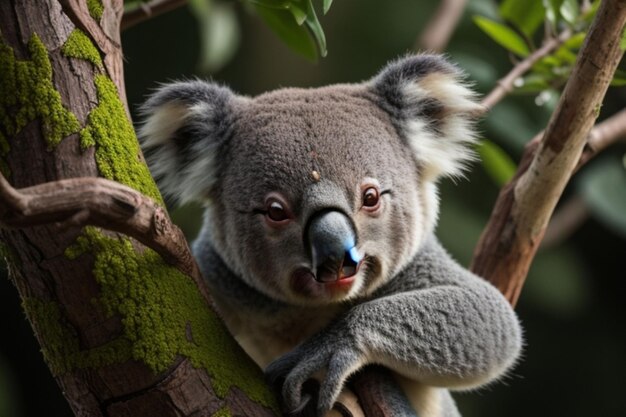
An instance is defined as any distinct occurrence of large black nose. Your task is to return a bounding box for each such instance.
[306,211,361,282]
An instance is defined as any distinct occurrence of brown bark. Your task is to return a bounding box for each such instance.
[471,0,626,306]
[0,1,277,416]
[0,175,200,279]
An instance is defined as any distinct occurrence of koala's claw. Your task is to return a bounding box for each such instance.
[266,342,361,417]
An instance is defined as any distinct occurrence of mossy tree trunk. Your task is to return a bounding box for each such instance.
[0,1,278,416]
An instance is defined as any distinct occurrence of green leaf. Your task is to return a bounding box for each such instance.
[560,0,579,25]
[473,16,530,57]
[288,3,307,25]
[562,32,587,50]
[190,0,240,73]
[621,28,626,50]
[476,139,517,186]
[322,0,333,15]
[500,0,544,36]
[579,157,626,238]
[543,0,564,29]
[304,0,327,56]
[555,45,578,64]
[254,4,318,60]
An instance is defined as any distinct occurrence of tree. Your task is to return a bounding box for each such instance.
[1,0,625,416]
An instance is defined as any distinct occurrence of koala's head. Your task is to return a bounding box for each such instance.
[139,55,481,306]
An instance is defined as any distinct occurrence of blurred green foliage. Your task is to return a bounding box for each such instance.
[2,0,626,416]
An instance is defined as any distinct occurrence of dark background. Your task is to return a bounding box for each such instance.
[2,1,626,416]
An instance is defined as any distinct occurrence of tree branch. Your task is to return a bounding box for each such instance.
[0,174,201,283]
[416,0,467,52]
[471,0,626,306]
[121,0,188,31]
[481,29,572,110]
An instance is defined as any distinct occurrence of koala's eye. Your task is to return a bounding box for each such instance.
[362,187,380,209]
[266,199,289,222]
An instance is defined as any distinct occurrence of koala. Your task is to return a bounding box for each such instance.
[139,55,522,417]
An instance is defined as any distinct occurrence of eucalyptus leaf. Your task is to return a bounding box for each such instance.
[193,1,240,74]
[544,0,564,29]
[254,4,318,60]
[322,0,333,15]
[473,16,530,57]
[562,32,587,50]
[579,158,626,238]
[476,139,517,186]
[560,0,579,25]
[499,0,544,36]
[288,3,307,25]
[304,0,327,57]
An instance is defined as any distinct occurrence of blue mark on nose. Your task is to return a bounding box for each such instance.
[344,237,362,264]
[348,246,362,264]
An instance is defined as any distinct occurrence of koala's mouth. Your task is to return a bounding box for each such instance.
[315,251,361,283]
[290,255,363,298]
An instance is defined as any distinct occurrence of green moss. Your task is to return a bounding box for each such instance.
[21,297,132,374]
[64,227,277,409]
[61,29,103,68]
[212,407,233,417]
[81,75,164,204]
[0,34,80,149]
[87,0,104,21]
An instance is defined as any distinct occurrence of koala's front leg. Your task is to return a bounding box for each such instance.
[267,255,521,415]
[265,324,366,415]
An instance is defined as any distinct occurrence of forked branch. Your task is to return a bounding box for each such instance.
[0,174,200,280]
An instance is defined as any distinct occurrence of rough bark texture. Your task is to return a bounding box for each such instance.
[0,1,278,416]
[471,0,626,306]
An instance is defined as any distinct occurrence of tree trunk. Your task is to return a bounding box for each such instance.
[0,1,278,416]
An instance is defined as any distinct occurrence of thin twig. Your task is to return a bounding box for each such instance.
[121,0,188,31]
[0,174,201,281]
[417,0,467,52]
[481,29,572,110]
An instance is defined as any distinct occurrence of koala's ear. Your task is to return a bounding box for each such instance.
[370,55,484,182]
[138,80,239,205]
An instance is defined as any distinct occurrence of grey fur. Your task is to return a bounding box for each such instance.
[140,55,522,417]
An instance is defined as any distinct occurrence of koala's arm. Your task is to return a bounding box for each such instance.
[266,235,522,414]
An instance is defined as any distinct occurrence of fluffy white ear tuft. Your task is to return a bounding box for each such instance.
[371,55,484,182]
[138,80,238,205]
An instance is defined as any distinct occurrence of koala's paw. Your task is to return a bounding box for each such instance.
[265,340,363,417]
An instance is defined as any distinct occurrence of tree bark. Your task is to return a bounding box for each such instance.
[0,1,278,416]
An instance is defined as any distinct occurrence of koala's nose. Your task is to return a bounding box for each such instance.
[306,211,362,282]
